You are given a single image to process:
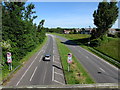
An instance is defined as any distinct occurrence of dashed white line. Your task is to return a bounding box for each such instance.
[53,56,54,62]
[30,67,38,81]
[54,72,63,76]
[78,47,118,70]
[16,50,40,86]
[43,65,47,83]
[39,55,43,62]
[99,67,105,72]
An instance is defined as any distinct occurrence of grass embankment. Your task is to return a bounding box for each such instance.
[56,38,94,84]
[94,37,119,62]
[52,33,119,63]
[2,36,48,82]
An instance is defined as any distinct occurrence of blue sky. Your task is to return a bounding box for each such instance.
[26,2,118,28]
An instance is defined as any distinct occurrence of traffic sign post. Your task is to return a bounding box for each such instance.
[7,52,12,71]
[67,53,72,72]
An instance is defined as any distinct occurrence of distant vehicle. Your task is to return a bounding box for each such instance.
[44,54,51,61]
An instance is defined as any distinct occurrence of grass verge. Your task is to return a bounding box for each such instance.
[2,36,48,84]
[51,33,119,68]
[56,38,94,84]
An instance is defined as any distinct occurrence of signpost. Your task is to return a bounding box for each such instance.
[67,53,72,72]
[7,52,12,71]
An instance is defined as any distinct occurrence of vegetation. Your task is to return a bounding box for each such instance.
[2,2,46,80]
[92,0,118,39]
[94,37,120,62]
[56,38,94,84]
[52,33,119,67]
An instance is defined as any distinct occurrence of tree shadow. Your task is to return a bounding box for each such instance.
[61,38,90,46]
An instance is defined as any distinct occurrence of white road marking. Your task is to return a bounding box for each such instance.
[52,67,55,81]
[53,50,54,54]
[30,66,38,81]
[100,67,105,72]
[53,56,54,62]
[54,72,63,76]
[39,55,43,62]
[16,50,41,86]
[53,80,64,85]
[43,65,47,83]
[79,47,118,70]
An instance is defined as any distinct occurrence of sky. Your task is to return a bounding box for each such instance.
[25,2,118,28]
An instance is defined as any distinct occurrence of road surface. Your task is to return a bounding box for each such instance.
[6,34,65,86]
[54,35,119,83]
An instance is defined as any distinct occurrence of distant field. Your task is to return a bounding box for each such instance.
[52,33,119,63]
[52,33,90,40]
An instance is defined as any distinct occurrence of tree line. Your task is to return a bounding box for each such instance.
[1,2,46,66]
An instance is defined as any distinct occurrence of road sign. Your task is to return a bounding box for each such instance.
[67,53,72,64]
[7,52,12,63]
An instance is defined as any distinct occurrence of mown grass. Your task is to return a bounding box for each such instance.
[56,38,94,84]
[2,36,48,82]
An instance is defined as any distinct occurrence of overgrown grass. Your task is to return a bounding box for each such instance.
[56,38,94,84]
[2,36,48,82]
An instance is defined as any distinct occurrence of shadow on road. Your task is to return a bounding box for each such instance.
[52,64,63,70]
[60,38,90,46]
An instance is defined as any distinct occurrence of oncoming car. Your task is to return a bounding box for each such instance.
[44,54,51,61]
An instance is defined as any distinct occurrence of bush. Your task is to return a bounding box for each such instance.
[90,38,101,47]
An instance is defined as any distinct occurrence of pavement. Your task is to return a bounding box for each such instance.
[54,35,119,83]
[6,34,65,87]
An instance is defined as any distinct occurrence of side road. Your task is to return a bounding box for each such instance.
[54,35,119,83]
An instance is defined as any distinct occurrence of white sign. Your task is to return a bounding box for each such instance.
[67,53,72,63]
[7,52,12,63]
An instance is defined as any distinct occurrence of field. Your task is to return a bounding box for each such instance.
[56,38,94,84]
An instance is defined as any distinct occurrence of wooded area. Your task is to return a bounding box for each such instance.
[1,2,46,67]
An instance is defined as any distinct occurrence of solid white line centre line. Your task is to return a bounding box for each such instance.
[30,66,38,81]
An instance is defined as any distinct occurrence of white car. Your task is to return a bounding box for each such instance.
[44,55,51,61]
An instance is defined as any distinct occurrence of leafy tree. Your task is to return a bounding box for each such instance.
[92,0,118,39]
[2,1,46,68]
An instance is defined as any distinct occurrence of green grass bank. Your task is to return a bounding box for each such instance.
[56,38,94,84]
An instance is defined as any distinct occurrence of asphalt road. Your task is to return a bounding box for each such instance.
[54,35,119,83]
[6,34,65,86]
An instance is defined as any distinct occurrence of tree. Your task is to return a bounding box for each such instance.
[92,0,118,39]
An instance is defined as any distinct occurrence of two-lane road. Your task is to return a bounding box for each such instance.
[55,35,119,83]
[6,35,65,86]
